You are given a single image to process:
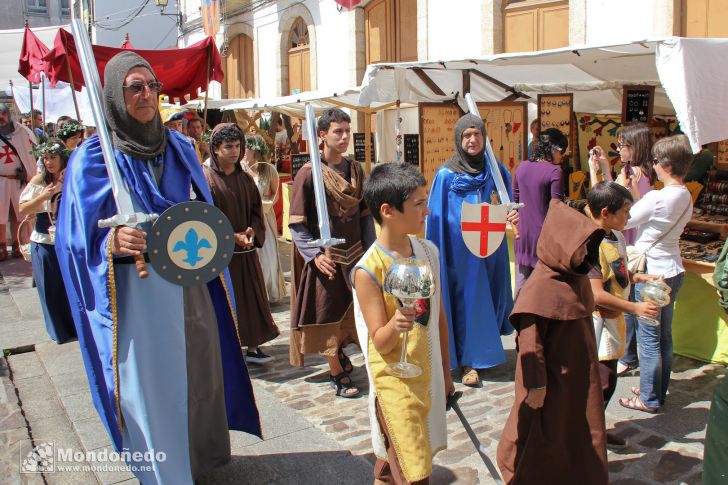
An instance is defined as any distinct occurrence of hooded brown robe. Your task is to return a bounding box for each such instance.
[288,157,373,366]
[496,200,609,485]
[203,124,279,347]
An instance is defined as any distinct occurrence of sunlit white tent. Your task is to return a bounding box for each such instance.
[214,37,728,156]
[357,37,728,152]
[216,87,402,117]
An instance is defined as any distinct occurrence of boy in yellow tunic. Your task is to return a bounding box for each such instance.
[586,181,659,449]
[353,162,454,485]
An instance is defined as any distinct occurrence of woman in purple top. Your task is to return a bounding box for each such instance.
[513,128,567,293]
[588,122,655,245]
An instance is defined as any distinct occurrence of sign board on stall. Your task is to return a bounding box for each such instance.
[418,103,463,189]
[538,93,574,161]
[290,153,310,180]
[403,134,419,167]
[622,86,655,123]
[353,133,375,162]
[477,102,528,175]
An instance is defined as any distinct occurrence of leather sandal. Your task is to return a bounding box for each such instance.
[462,367,481,387]
[0,246,7,262]
[619,396,658,414]
[11,242,21,259]
[330,372,359,398]
[337,347,353,374]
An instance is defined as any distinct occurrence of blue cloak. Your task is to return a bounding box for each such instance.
[55,131,262,450]
[425,159,514,370]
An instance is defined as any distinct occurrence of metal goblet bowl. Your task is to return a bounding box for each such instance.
[383,258,435,306]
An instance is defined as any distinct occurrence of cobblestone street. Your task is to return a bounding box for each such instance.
[0,240,724,484]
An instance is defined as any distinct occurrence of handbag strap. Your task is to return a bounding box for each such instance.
[643,196,692,253]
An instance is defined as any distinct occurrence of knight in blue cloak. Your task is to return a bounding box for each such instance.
[55,52,261,484]
[425,114,517,387]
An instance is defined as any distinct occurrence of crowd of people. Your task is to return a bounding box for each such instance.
[0,48,720,485]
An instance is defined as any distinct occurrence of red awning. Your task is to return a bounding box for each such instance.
[18,24,50,84]
[43,29,223,103]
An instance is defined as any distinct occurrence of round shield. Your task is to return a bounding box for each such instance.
[147,201,235,286]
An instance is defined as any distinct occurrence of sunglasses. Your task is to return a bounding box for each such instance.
[122,81,163,94]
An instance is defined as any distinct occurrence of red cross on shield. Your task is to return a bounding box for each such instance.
[460,201,508,258]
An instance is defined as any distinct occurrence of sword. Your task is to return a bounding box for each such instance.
[303,103,345,249]
[447,391,504,484]
[464,93,523,239]
[71,19,158,277]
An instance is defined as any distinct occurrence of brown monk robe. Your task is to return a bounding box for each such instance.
[497,200,608,485]
[203,124,279,348]
[288,157,375,366]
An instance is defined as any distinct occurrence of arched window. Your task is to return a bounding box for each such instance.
[365,0,417,65]
[288,18,311,95]
[225,33,255,99]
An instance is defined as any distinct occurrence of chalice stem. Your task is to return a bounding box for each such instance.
[401,331,409,364]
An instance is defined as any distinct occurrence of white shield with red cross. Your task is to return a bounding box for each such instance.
[460,201,508,258]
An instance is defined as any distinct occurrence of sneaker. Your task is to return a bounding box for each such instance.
[606,432,627,450]
[246,349,274,364]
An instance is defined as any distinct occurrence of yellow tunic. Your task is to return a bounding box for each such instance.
[593,229,630,361]
[353,237,446,482]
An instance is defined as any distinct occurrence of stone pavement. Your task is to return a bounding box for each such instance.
[1,240,725,484]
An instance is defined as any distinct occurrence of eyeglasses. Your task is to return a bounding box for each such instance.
[122,81,163,94]
[617,142,631,149]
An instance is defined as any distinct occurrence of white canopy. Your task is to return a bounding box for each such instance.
[215,87,403,116]
[358,37,728,152]
[359,39,671,115]
[656,37,728,151]
[7,80,95,126]
[212,37,728,153]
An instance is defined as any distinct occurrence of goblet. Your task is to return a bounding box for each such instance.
[637,277,671,326]
[383,257,435,378]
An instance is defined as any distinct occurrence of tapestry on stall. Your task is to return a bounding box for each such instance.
[576,114,677,175]
[576,113,622,173]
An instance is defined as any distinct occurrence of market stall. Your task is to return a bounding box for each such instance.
[355,38,728,365]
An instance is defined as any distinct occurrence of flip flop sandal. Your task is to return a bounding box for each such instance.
[330,372,359,399]
[617,363,637,376]
[337,347,353,374]
[619,396,658,414]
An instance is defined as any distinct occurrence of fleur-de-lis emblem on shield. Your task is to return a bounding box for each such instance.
[172,228,212,267]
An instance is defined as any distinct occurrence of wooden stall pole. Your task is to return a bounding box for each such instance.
[26,80,36,133]
[202,42,212,129]
[364,110,372,175]
[65,58,82,121]
[40,72,46,136]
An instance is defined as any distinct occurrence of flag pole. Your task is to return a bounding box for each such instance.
[65,58,82,121]
[27,80,35,133]
[41,72,46,136]
[202,41,212,129]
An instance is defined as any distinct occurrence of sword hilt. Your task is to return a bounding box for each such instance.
[446,390,463,411]
[306,237,346,248]
[99,212,159,279]
[505,203,524,240]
